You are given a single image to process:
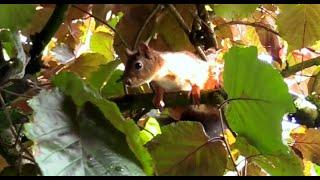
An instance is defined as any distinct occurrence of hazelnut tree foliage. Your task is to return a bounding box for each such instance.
[0,4,320,176]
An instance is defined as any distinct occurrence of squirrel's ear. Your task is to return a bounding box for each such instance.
[138,43,152,58]
[125,48,137,56]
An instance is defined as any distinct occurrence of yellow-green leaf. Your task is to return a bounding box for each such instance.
[277,5,320,51]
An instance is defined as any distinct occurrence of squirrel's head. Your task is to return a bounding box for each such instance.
[122,43,163,87]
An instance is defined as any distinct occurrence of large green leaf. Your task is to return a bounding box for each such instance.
[90,31,114,61]
[0,4,35,30]
[146,121,227,176]
[87,60,121,91]
[24,89,144,175]
[277,5,320,51]
[223,46,295,154]
[234,137,303,176]
[214,4,259,19]
[52,72,153,175]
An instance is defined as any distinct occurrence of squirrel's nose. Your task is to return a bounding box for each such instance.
[124,78,132,86]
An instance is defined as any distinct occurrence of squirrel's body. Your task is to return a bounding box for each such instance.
[123,43,223,137]
[152,51,219,92]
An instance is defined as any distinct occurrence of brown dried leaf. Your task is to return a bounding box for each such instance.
[113,4,196,63]
[291,128,320,165]
[255,14,283,65]
[0,155,8,172]
[246,161,268,176]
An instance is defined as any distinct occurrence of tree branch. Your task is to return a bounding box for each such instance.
[166,4,208,61]
[281,56,320,77]
[216,20,280,37]
[196,4,218,50]
[133,4,162,50]
[109,89,227,112]
[26,4,69,75]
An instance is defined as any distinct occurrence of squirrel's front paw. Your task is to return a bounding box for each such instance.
[189,84,201,107]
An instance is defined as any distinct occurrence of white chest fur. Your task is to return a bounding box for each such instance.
[152,52,211,92]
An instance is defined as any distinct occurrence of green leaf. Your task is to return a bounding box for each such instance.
[0,109,24,132]
[234,137,303,176]
[52,72,153,175]
[107,12,124,29]
[315,164,320,175]
[139,117,161,145]
[214,4,259,19]
[146,121,227,176]
[101,70,125,98]
[24,89,144,176]
[223,46,295,154]
[87,60,120,91]
[0,4,35,30]
[90,32,114,61]
[66,53,110,79]
[277,5,320,51]
[0,30,16,58]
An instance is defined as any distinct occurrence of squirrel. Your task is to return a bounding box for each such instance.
[122,43,224,137]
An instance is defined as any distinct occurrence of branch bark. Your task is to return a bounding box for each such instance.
[110,89,227,112]
[26,4,69,75]
[281,56,320,77]
[166,4,208,61]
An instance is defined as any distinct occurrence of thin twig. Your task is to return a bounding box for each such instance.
[71,4,129,49]
[166,4,190,34]
[216,20,280,37]
[0,88,33,98]
[0,92,18,137]
[166,4,208,61]
[218,108,240,176]
[281,56,320,77]
[134,4,162,50]
[218,97,271,110]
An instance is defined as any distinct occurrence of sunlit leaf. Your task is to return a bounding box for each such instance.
[223,46,296,153]
[147,121,227,176]
[277,5,320,51]
[90,31,114,61]
[214,4,259,19]
[139,117,161,145]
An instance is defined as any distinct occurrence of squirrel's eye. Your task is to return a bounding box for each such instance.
[135,62,143,70]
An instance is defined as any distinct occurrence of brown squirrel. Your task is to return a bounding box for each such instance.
[122,43,224,137]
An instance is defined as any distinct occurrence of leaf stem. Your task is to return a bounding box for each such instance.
[218,108,240,176]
